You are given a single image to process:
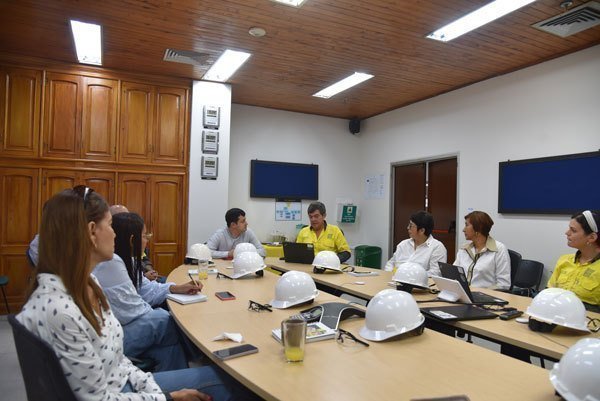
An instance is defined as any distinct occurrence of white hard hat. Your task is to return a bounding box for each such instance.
[233,242,257,259]
[231,251,265,279]
[270,270,319,309]
[526,288,590,332]
[392,262,429,289]
[312,250,341,272]
[359,289,425,342]
[186,243,212,262]
[550,338,600,401]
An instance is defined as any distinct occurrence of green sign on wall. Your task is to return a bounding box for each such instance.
[340,205,357,223]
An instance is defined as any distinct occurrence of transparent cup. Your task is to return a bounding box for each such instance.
[392,262,399,275]
[281,318,307,362]
[198,260,209,280]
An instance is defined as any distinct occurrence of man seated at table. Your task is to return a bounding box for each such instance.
[207,208,266,259]
[296,201,351,263]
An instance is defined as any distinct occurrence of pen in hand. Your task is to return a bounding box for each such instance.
[188,273,201,288]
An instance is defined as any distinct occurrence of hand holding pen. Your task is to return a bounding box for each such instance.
[169,274,203,294]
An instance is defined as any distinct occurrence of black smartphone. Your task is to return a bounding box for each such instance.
[212,344,258,360]
[215,291,236,301]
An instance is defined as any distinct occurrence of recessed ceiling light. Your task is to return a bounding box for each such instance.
[248,27,267,37]
[203,49,251,82]
[271,0,307,7]
[70,20,102,65]
[313,72,374,99]
[427,0,536,42]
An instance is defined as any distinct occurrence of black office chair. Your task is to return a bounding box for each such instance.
[0,275,9,313]
[507,249,522,291]
[511,259,544,297]
[7,314,78,401]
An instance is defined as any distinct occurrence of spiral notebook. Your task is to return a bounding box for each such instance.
[166,293,208,305]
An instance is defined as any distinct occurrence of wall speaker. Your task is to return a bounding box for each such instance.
[349,118,360,135]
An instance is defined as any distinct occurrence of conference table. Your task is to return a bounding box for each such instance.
[168,260,559,401]
[265,257,600,361]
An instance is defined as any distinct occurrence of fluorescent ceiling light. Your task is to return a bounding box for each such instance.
[427,0,536,42]
[313,72,374,99]
[70,20,102,65]
[203,49,251,82]
[271,0,307,7]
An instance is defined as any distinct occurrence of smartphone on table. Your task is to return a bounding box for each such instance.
[215,291,236,301]
[212,344,258,360]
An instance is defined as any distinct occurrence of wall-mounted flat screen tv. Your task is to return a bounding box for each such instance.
[498,151,600,214]
[250,160,318,200]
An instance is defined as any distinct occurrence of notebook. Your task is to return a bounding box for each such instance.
[283,242,315,264]
[166,293,208,305]
[438,262,508,305]
[421,305,499,321]
[271,322,336,343]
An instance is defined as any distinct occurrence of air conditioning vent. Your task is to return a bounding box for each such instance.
[163,49,214,66]
[532,1,600,37]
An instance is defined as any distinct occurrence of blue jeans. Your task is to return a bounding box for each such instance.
[122,307,187,371]
[122,366,258,401]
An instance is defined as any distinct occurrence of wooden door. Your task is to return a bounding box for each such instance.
[42,169,78,205]
[0,168,39,313]
[428,158,458,261]
[117,173,151,223]
[42,73,82,159]
[392,163,426,254]
[153,86,186,165]
[0,67,42,158]
[81,77,118,161]
[119,82,154,163]
[81,171,116,205]
[150,174,183,275]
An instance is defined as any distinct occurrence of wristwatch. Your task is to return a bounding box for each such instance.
[163,391,174,401]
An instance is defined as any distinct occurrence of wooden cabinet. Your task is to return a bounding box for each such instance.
[0,67,42,158]
[82,77,118,161]
[0,168,39,313]
[43,73,118,160]
[118,173,184,275]
[42,169,115,206]
[120,82,187,165]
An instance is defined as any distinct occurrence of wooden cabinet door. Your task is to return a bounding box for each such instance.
[82,77,118,161]
[42,73,82,159]
[81,171,115,205]
[0,68,42,158]
[154,86,186,165]
[119,82,153,163]
[117,173,151,223]
[150,174,183,275]
[42,169,78,205]
[0,168,39,313]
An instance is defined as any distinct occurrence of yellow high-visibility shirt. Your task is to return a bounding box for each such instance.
[548,253,600,306]
[296,223,350,255]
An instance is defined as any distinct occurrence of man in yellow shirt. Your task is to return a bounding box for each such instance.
[296,202,351,263]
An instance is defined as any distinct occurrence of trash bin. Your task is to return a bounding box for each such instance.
[354,245,382,269]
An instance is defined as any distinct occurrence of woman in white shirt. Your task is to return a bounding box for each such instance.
[385,211,447,276]
[454,211,511,289]
[17,187,253,401]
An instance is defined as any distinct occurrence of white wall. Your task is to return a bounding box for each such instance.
[360,44,600,282]
[187,81,232,247]
[199,44,600,280]
[228,106,364,248]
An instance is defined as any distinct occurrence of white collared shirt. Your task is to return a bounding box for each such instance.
[384,236,447,276]
[454,236,511,290]
[17,273,165,401]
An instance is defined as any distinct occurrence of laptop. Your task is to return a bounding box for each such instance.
[282,242,315,264]
[421,304,499,321]
[437,262,508,305]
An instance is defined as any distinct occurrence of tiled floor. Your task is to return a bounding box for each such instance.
[0,316,26,401]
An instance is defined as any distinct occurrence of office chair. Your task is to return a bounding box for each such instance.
[511,259,544,297]
[0,275,9,313]
[8,314,79,401]
[507,249,522,292]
